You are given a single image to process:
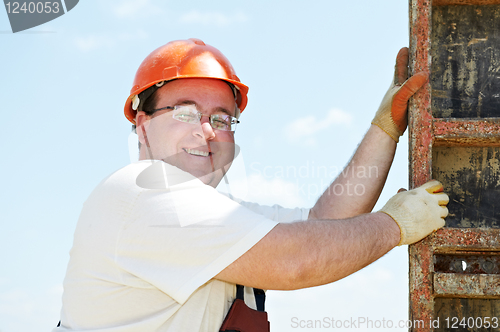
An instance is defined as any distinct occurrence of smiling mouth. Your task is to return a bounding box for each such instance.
[183,148,211,157]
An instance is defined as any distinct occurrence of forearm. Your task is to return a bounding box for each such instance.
[285,212,400,289]
[310,125,396,220]
[215,212,400,290]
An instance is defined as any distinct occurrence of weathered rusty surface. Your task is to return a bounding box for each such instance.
[435,253,500,274]
[409,0,433,189]
[410,239,435,331]
[410,0,500,329]
[432,146,500,228]
[431,5,500,119]
[409,0,434,330]
[434,298,500,332]
[434,273,500,297]
[433,118,500,146]
[434,0,500,5]
[433,228,500,249]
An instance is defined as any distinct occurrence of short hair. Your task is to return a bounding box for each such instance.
[132,84,161,135]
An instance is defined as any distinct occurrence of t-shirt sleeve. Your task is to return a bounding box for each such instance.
[115,183,278,305]
[232,198,310,223]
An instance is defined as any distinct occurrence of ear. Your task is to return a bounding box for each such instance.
[135,111,150,146]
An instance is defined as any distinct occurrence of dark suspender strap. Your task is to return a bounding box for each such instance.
[236,284,244,300]
[254,288,266,312]
[236,285,266,312]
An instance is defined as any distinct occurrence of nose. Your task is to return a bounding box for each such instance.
[194,116,215,140]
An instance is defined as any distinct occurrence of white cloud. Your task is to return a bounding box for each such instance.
[48,284,63,296]
[0,284,64,331]
[284,108,353,147]
[74,30,149,52]
[74,35,109,52]
[118,30,149,42]
[112,0,163,19]
[0,289,35,317]
[179,10,248,27]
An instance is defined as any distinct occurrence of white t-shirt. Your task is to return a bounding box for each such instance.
[55,161,309,332]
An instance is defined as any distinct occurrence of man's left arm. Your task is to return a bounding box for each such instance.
[309,47,428,220]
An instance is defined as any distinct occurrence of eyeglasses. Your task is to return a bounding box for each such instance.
[150,104,239,132]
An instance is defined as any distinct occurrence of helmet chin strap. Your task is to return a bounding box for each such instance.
[132,80,169,113]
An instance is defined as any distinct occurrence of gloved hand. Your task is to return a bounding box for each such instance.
[379,180,449,246]
[371,47,428,143]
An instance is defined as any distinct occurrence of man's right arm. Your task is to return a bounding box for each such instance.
[215,180,448,290]
[216,211,399,290]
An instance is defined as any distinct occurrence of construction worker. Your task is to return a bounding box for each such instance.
[54,38,449,331]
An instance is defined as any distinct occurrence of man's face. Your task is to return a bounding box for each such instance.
[136,78,237,187]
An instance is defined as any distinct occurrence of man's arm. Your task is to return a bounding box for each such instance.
[309,125,395,220]
[216,212,400,290]
[215,181,448,291]
[309,48,428,220]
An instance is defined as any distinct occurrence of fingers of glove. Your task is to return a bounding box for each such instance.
[441,206,449,219]
[433,192,449,206]
[390,72,428,132]
[420,180,444,193]
[399,71,429,96]
[392,72,428,110]
[392,72,428,106]
[432,185,444,193]
[391,108,408,134]
[394,47,409,85]
[427,218,445,236]
[427,200,448,225]
[433,215,446,232]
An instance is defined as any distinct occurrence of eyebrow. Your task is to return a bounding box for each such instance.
[176,100,234,117]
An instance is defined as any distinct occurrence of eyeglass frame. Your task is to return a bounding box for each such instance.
[148,104,240,132]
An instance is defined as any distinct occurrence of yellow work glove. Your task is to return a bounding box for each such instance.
[371,47,428,142]
[379,180,449,246]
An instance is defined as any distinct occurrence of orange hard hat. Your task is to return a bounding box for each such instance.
[124,38,248,124]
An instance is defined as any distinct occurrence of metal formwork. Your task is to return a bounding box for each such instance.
[409,0,500,330]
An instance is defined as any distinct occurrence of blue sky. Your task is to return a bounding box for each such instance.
[1,1,414,331]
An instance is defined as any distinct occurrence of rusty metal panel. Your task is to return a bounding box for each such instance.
[433,228,500,249]
[434,273,500,296]
[434,298,500,332]
[432,146,500,228]
[409,0,434,329]
[434,252,500,297]
[409,0,500,330]
[434,0,500,5]
[435,253,500,274]
[431,5,500,118]
[409,238,435,330]
[433,119,500,147]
